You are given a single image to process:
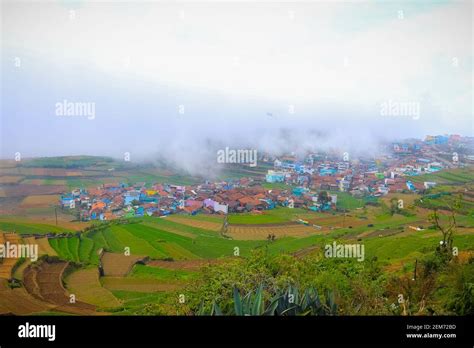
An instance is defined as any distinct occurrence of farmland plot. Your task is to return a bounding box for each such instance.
[23,261,99,315]
[66,267,121,309]
[100,252,147,276]
[227,224,319,240]
[0,278,51,315]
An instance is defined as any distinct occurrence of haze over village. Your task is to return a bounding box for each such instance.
[0,0,472,324]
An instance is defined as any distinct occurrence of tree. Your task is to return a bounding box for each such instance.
[389,198,400,216]
[428,194,462,263]
[318,191,330,206]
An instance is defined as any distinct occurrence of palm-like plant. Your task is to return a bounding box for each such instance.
[197,284,337,316]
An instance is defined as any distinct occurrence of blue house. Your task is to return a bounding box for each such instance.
[292,187,306,196]
[406,181,416,191]
[266,171,285,183]
[435,135,448,145]
[319,168,336,176]
[61,195,74,207]
[135,206,145,216]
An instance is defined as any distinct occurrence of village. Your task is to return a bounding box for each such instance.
[60,178,338,221]
[59,134,473,221]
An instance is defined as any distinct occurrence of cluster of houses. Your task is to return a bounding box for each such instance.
[59,134,472,221]
[263,135,470,198]
[266,156,442,197]
[60,178,337,221]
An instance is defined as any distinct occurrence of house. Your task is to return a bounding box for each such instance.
[266,170,286,183]
[60,196,75,208]
[213,202,228,214]
[124,191,140,205]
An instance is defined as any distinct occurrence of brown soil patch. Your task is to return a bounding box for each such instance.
[1,184,65,197]
[305,215,370,229]
[0,176,24,184]
[0,279,51,315]
[66,268,121,308]
[101,252,147,276]
[23,261,100,315]
[20,195,59,208]
[0,233,23,279]
[166,216,222,231]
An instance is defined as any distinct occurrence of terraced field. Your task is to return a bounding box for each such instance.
[166,216,222,231]
[23,261,99,315]
[101,277,182,292]
[66,267,121,309]
[23,236,58,256]
[1,169,472,316]
[101,252,147,276]
[0,278,51,315]
[227,223,319,240]
[0,232,22,279]
[0,219,73,234]
[409,168,474,184]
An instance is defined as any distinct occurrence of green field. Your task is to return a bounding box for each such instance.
[335,192,366,210]
[0,219,72,234]
[2,156,473,316]
[227,207,311,224]
[129,264,197,281]
[409,168,474,184]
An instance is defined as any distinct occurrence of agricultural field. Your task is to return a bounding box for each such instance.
[409,168,474,185]
[0,157,473,316]
[227,207,313,225]
[20,195,60,208]
[66,267,121,309]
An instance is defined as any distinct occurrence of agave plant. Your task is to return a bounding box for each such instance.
[233,284,281,316]
[197,284,337,316]
[272,285,337,316]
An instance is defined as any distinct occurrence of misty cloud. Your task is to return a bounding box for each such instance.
[1,1,472,176]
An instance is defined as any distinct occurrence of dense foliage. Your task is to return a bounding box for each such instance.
[182,247,473,316]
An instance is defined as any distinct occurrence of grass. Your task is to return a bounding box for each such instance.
[261,182,294,190]
[129,264,197,281]
[363,232,474,263]
[228,207,310,225]
[110,290,171,315]
[0,220,72,235]
[409,168,474,184]
[336,192,365,210]
[20,156,114,169]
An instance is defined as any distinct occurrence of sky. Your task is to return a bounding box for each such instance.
[1,0,473,173]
